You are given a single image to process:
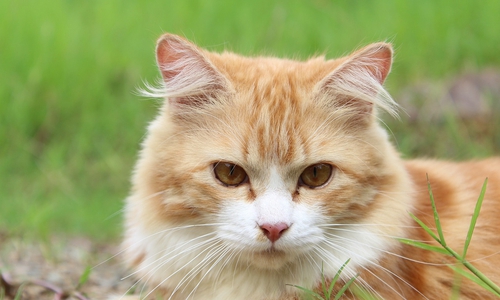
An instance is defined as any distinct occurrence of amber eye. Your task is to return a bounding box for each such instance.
[213,162,248,186]
[299,163,333,188]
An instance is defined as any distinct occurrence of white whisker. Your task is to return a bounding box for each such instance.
[324,236,430,299]
[143,239,221,299]
[323,231,448,267]
[122,231,219,280]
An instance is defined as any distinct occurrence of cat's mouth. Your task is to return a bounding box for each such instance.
[245,247,292,270]
[256,247,287,257]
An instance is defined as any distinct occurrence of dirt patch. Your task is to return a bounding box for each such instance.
[0,235,137,300]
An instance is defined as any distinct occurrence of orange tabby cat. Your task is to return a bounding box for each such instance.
[121,33,500,299]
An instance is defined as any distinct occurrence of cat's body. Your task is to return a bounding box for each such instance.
[121,34,500,299]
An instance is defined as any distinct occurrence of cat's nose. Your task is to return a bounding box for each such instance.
[260,223,289,243]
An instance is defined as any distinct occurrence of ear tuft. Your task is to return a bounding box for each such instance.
[141,34,230,108]
[315,42,398,120]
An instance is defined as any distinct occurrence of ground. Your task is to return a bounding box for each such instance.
[0,234,136,300]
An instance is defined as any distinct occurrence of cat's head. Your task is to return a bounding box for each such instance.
[125,34,409,272]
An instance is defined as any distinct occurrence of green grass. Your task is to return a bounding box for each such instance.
[1,0,500,240]
[288,259,358,300]
[402,177,500,298]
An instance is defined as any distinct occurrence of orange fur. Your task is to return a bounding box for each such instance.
[122,34,500,299]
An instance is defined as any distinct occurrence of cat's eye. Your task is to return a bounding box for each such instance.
[299,163,333,188]
[213,162,248,187]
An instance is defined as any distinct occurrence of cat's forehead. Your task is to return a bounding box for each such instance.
[207,52,345,90]
[199,54,351,167]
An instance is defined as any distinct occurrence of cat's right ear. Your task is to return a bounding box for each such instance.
[152,34,230,108]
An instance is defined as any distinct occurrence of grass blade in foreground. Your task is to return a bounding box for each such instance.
[448,264,500,297]
[287,284,323,300]
[328,259,351,297]
[334,275,358,300]
[397,238,450,255]
[287,259,358,300]
[426,174,446,245]
[462,178,488,259]
[406,177,500,297]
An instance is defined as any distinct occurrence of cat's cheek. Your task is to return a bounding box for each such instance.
[216,200,262,248]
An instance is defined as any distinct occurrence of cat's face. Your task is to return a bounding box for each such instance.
[126,35,406,275]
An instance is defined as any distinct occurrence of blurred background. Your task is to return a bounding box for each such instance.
[1,0,499,241]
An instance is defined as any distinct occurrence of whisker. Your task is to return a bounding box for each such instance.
[322,226,432,243]
[467,249,500,263]
[94,216,225,270]
[323,231,448,267]
[171,242,227,299]
[230,248,246,289]
[319,223,421,228]
[323,238,430,299]
[133,237,220,298]
[121,231,219,280]
[213,247,238,290]
[143,239,221,299]
[186,245,233,299]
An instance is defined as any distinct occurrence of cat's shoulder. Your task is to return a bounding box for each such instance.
[405,157,500,177]
[404,157,500,208]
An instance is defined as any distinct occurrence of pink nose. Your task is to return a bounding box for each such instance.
[260,223,289,243]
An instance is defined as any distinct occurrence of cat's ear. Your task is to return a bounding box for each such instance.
[315,42,397,122]
[151,34,230,108]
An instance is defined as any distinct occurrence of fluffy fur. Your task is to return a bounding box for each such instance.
[121,33,500,299]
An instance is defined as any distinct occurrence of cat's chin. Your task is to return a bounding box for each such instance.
[243,248,295,270]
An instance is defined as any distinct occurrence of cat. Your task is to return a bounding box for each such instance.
[120,33,500,299]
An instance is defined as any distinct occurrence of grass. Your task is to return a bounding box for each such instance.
[1,0,500,240]
[402,177,500,297]
[288,259,358,300]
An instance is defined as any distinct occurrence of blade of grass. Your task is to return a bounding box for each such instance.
[409,178,500,297]
[328,259,351,297]
[462,178,488,259]
[334,274,359,300]
[352,285,380,300]
[13,283,25,300]
[450,264,463,300]
[321,263,328,299]
[76,266,92,290]
[426,174,446,246]
[410,206,500,296]
[286,284,324,300]
[448,265,500,297]
[397,238,451,255]
[408,212,441,243]
[460,259,500,296]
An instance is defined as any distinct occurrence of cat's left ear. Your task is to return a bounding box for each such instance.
[315,42,397,120]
